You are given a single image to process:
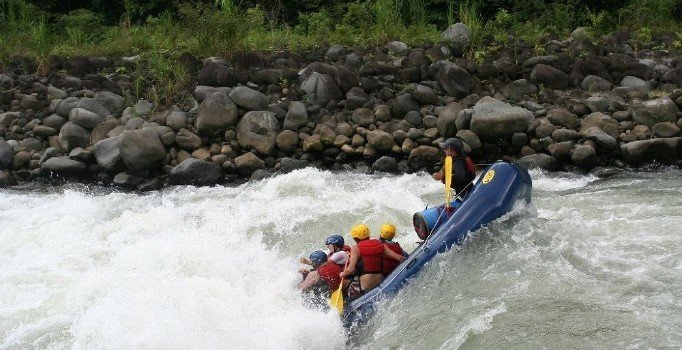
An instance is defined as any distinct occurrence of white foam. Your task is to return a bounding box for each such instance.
[528,168,598,192]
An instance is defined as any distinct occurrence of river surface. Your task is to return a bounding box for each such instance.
[1,168,680,349]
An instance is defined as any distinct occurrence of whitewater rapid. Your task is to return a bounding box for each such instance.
[1,168,681,349]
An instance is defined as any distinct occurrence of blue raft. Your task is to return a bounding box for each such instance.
[342,161,532,328]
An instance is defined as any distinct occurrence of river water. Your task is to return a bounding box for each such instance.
[1,168,680,349]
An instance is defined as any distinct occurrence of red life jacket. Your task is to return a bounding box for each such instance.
[357,239,384,274]
[317,263,342,291]
[381,241,404,276]
[464,156,476,177]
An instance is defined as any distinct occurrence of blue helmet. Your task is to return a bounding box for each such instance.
[325,235,344,247]
[309,250,327,266]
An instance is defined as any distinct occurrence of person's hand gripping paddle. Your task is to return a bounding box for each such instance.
[330,258,350,315]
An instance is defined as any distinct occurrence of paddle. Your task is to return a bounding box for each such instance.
[330,257,350,315]
[444,156,453,209]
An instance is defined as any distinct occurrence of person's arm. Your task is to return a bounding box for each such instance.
[383,245,405,262]
[299,257,312,266]
[341,245,359,277]
[452,158,467,188]
[298,270,320,291]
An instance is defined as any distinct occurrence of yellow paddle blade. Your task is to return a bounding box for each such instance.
[329,286,344,315]
[444,156,453,206]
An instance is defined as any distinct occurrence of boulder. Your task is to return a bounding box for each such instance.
[43,114,66,130]
[583,127,618,152]
[234,152,265,175]
[0,140,13,169]
[516,153,556,170]
[0,170,16,186]
[456,129,481,152]
[366,130,394,151]
[33,125,57,137]
[430,60,475,98]
[41,156,86,174]
[411,84,439,105]
[502,79,538,101]
[326,45,346,60]
[652,122,681,138]
[113,172,144,188]
[630,98,679,127]
[77,98,110,118]
[300,72,343,106]
[547,108,579,130]
[372,156,398,173]
[276,130,299,152]
[59,122,90,151]
[621,137,682,166]
[197,57,238,86]
[389,93,420,118]
[237,111,280,155]
[69,108,103,129]
[441,23,470,56]
[94,137,124,172]
[120,128,166,171]
[228,86,269,111]
[581,75,612,92]
[352,108,375,126]
[470,98,534,140]
[284,101,308,130]
[407,145,440,170]
[175,128,203,151]
[279,157,310,173]
[166,110,188,130]
[196,92,239,135]
[552,128,582,142]
[437,102,465,138]
[571,144,598,169]
[169,158,223,186]
[194,86,232,102]
[620,76,650,93]
[530,64,570,89]
[94,91,125,116]
[55,97,80,118]
[387,41,409,56]
[661,67,682,86]
[580,112,619,138]
[0,74,13,89]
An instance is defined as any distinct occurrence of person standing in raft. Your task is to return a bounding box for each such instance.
[298,250,342,298]
[341,224,405,300]
[432,137,477,197]
[378,223,407,277]
[299,235,350,267]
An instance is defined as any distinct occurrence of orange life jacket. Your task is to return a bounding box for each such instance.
[357,239,384,274]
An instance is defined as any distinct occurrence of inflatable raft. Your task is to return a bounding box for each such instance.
[342,161,532,328]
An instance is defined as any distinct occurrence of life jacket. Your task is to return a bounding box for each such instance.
[327,245,352,258]
[317,263,342,291]
[381,241,404,276]
[464,156,476,179]
[357,239,384,274]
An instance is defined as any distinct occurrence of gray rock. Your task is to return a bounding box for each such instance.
[47,86,68,100]
[194,86,232,102]
[455,109,473,131]
[113,172,144,188]
[175,128,203,151]
[0,140,13,169]
[511,133,529,149]
[43,114,66,130]
[516,153,556,170]
[59,122,90,151]
[55,97,80,118]
[276,130,299,152]
[68,147,93,162]
[547,108,579,129]
[581,75,612,92]
[470,97,534,140]
[389,93,419,119]
[571,144,598,169]
[33,125,57,137]
[583,126,618,152]
[0,74,13,89]
[372,156,398,173]
[552,128,582,142]
[387,41,409,56]
[20,95,40,110]
[0,170,16,186]
[630,98,679,127]
[166,110,188,130]
[437,102,465,138]
[580,112,619,138]
[662,67,682,86]
[652,122,681,138]
[94,91,125,116]
[90,120,120,145]
[41,156,86,174]
[120,128,166,171]
[77,98,110,118]
[352,108,375,127]
[441,23,470,55]
[300,72,343,106]
[134,100,153,117]
[69,108,103,129]
[0,112,18,126]
[326,45,346,60]
[430,60,475,98]
[197,57,238,87]
[237,111,280,155]
[234,152,265,176]
[229,86,269,111]
[530,64,570,89]
[585,96,610,113]
[94,137,124,172]
[169,158,223,186]
[196,92,239,135]
[284,101,308,130]
[620,76,650,93]
[456,129,481,152]
[366,130,394,151]
[621,137,682,166]
[502,79,539,101]
[407,145,440,170]
[138,178,162,191]
[411,84,438,105]
[279,157,309,173]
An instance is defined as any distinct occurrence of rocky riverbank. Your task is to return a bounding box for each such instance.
[1,26,681,190]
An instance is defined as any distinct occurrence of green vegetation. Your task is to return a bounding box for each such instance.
[0,0,679,103]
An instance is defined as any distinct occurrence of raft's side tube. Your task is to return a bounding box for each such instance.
[343,161,532,328]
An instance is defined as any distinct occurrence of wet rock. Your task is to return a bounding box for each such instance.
[59,122,90,151]
[621,137,682,166]
[516,153,556,170]
[580,112,619,138]
[234,152,265,176]
[630,98,679,127]
[279,157,309,173]
[94,137,124,172]
[284,101,308,130]
[113,172,144,188]
[571,144,598,169]
[530,64,570,89]
[372,156,398,173]
[196,92,239,135]
[583,127,618,152]
[652,122,681,138]
[169,158,223,186]
[470,97,534,140]
[0,140,13,169]
[237,111,279,155]
[41,156,86,174]
[229,86,269,111]
[120,128,166,171]
[407,145,440,170]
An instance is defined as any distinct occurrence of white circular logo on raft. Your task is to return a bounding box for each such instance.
[482,170,495,184]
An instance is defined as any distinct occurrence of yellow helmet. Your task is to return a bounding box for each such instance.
[380,223,396,240]
[350,224,370,240]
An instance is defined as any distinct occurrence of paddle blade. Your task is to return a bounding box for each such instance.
[444,156,453,205]
[330,286,344,315]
